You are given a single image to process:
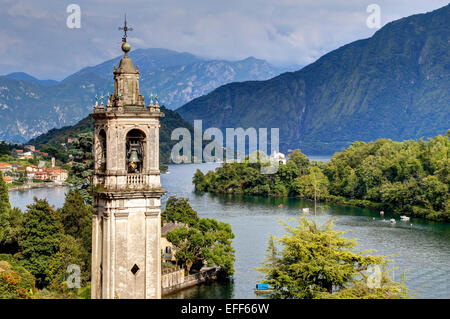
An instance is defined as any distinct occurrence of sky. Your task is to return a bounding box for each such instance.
[1,0,448,80]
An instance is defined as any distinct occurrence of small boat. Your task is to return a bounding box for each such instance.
[302,208,310,213]
[400,215,410,221]
[255,283,273,295]
[278,204,284,208]
[390,219,396,224]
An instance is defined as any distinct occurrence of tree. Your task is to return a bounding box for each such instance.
[257,217,408,299]
[256,236,279,278]
[193,169,206,191]
[18,198,63,288]
[288,149,310,175]
[163,197,235,275]
[68,133,94,203]
[162,196,199,227]
[46,234,87,297]
[0,141,11,156]
[60,189,92,245]
[59,189,92,275]
[1,207,23,255]
[292,166,329,200]
[0,172,11,245]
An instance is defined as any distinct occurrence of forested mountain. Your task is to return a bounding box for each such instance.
[177,5,450,154]
[0,48,286,142]
[3,72,58,86]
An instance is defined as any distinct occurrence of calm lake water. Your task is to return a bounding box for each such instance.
[9,162,450,299]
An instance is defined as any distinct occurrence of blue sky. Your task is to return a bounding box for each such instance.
[1,0,448,80]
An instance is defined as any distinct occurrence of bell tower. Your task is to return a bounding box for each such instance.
[90,17,166,299]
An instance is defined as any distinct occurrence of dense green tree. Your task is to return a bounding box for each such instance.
[288,150,310,175]
[0,172,11,245]
[59,189,92,276]
[0,141,10,156]
[1,207,23,254]
[18,198,63,288]
[68,133,94,203]
[195,134,449,222]
[292,166,329,199]
[46,234,87,297]
[163,197,235,275]
[256,217,408,299]
[162,196,199,227]
[60,189,92,244]
[193,169,206,191]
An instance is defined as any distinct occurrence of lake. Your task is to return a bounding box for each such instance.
[9,162,450,299]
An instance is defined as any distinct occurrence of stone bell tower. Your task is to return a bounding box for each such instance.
[90,18,166,299]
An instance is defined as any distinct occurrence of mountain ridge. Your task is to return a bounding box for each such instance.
[0,48,285,142]
[177,4,450,154]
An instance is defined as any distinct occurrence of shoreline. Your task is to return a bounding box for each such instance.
[7,181,70,192]
[201,190,448,224]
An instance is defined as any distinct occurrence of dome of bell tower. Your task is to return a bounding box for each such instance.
[118,54,137,73]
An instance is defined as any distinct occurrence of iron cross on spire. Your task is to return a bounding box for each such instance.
[118,14,133,43]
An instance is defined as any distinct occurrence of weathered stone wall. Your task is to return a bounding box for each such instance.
[161,268,185,290]
[161,267,221,296]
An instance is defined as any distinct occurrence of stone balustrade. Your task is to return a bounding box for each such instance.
[127,173,145,186]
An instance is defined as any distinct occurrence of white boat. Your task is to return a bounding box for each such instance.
[400,215,410,221]
[390,219,396,224]
[302,208,310,213]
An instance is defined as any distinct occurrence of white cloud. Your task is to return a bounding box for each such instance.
[0,0,448,79]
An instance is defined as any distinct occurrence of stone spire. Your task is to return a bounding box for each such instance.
[108,17,145,108]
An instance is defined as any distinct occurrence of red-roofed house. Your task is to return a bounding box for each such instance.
[2,176,12,184]
[45,168,68,181]
[34,171,48,180]
[0,163,12,173]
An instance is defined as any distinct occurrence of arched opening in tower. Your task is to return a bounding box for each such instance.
[126,129,146,173]
[99,129,107,171]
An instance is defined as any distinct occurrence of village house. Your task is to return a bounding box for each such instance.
[161,221,186,264]
[0,163,12,173]
[26,165,41,173]
[24,145,35,152]
[2,176,12,184]
[34,171,48,181]
[270,150,287,165]
[45,168,68,182]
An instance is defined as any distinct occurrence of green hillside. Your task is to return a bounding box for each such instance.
[177,5,450,154]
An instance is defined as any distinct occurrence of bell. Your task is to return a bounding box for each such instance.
[101,151,106,164]
[128,150,140,163]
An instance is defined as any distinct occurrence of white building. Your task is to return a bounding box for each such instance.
[270,150,287,165]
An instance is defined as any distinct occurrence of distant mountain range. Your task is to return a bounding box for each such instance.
[0,48,291,142]
[4,72,59,86]
[177,5,450,154]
